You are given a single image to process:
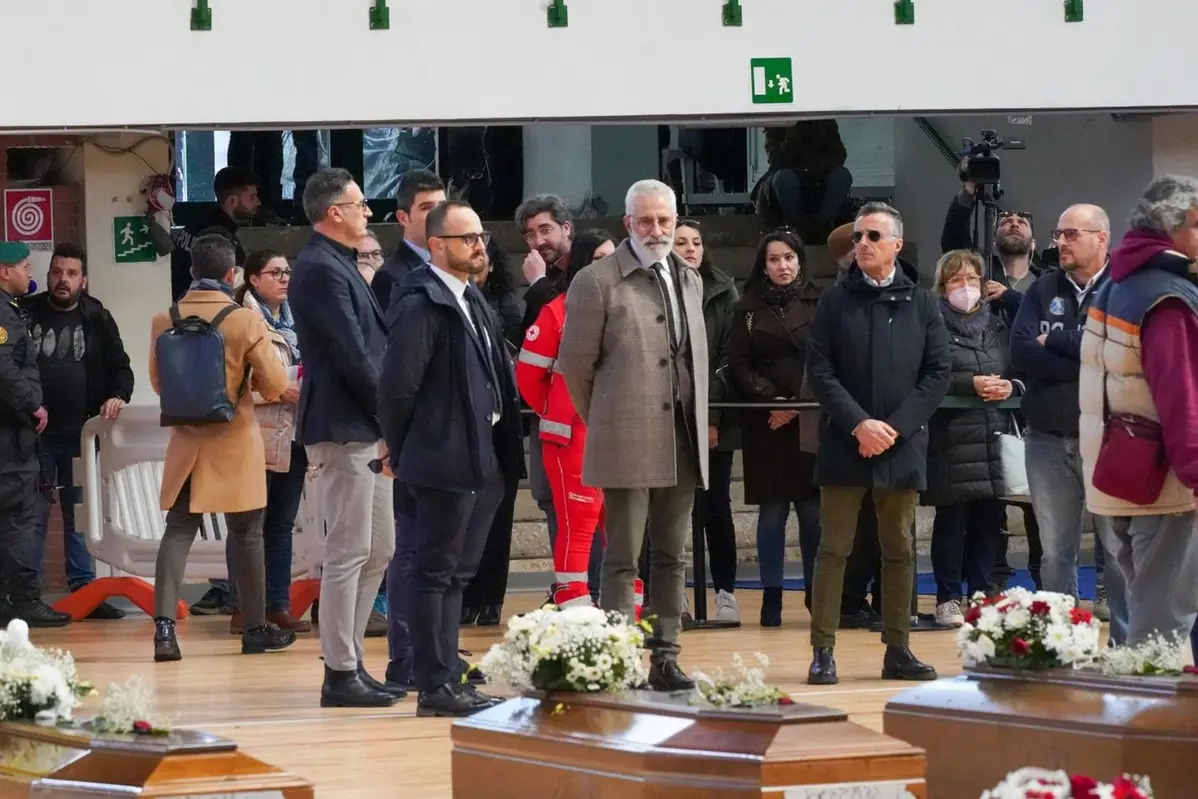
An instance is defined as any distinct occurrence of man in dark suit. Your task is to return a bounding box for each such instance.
[372,170,446,311]
[288,168,406,709]
[379,200,525,717]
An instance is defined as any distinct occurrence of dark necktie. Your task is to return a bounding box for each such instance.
[467,295,502,420]
[651,263,679,351]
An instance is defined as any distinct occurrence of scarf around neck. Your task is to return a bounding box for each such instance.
[759,278,802,308]
[940,297,991,338]
[252,291,300,364]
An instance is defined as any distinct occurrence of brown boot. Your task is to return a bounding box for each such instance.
[267,609,312,633]
[229,611,244,636]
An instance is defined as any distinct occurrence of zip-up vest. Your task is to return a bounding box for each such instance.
[1079,260,1198,516]
[515,295,582,446]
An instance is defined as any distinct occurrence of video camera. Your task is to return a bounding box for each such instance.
[959,129,1025,185]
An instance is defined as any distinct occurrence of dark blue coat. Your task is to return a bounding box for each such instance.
[289,232,388,445]
[378,266,525,495]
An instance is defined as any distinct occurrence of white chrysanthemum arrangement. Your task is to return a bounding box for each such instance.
[1099,631,1191,677]
[692,653,794,708]
[0,619,94,724]
[91,675,174,735]
[956,588,1101,670]
[982,766,1153,798]
[480,605,649,693]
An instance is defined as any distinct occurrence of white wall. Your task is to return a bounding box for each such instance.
[81,136,173,405]
[894,113,1155,275]
[1152,114,1198,176]
[5,0,1198,128]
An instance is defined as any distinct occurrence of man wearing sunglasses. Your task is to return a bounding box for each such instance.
[1010,204,1126,640]
[805,202,951,685]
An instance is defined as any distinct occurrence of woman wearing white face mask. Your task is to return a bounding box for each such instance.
[921,250,1024,628]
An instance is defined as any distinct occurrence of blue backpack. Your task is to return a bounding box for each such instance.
[155,304,247,427]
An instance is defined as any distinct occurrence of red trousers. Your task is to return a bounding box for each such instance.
[543,427,603,590]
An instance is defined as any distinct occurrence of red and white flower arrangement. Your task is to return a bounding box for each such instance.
[956,588,1102,670]
[982,767,1153,798]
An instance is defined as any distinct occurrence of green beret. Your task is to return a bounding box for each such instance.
[0,241,30,266]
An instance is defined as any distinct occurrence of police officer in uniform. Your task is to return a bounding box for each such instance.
[0,242,70,627]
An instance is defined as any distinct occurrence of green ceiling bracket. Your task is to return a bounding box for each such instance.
[722,0,743,26]
[894,0,914,24]
[1064,0,1083,22]
[190,0,212,31]
[547,0,568,28]
[369,0,390,30]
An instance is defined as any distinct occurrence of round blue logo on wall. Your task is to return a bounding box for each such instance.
[1049,297,1065,316]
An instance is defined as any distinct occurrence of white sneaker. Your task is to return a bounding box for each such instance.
[935,599,965,627]
[713,590,740,623]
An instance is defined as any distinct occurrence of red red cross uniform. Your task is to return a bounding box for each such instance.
[515,295,643,618]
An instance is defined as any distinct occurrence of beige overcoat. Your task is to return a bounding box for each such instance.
[149,290,288,513]
[558,240,709,489]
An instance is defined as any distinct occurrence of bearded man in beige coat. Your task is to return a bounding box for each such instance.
[557,179,708,691]
[148,234,292,663]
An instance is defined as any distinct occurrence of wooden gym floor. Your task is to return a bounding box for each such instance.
[38,590,1077,797]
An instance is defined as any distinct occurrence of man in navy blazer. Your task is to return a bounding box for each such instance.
[288,168,405,709]
[379,200,525,717]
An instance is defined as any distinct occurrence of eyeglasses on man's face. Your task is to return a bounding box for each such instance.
[436,232,492,248]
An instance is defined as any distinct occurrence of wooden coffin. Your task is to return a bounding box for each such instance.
[0,721,312,798]
[883,666,1198,799]
[451,689,927,798]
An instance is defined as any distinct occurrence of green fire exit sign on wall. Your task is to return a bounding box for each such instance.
[750,58,793,104]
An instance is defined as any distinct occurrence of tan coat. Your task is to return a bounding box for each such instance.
[149,290,288,513]
[240,291,297,472]
[558,240,709,489]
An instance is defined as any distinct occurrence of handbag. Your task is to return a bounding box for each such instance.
[1092,395,1169,505]
[998,413,1030,502]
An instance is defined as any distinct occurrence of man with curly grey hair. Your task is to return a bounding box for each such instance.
[1079,174,1198,648]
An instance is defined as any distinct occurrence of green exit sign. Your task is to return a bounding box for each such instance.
[750,58,793,104]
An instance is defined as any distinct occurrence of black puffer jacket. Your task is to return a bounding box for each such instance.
[921,303,1020,507]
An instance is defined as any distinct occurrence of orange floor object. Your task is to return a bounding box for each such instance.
[52,576,189,621]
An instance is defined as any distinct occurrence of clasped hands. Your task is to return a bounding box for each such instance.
[973,374,1013,402]
[852,419,898,458]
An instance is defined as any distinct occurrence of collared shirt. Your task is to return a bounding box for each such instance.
[429,264,499,425]
[862,264,897,288]
[406,238,431,265]
[629,238,682,341]
[1066,262,1108,303]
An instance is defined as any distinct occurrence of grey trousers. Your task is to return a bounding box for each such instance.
[1100,511,1198,646]
[154,478,266,627]
[527,419,559,544]
[307,442,396,671]
[600,415,698,656]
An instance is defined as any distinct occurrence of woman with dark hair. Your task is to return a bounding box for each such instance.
[673,219,742,624]
[461,235,527,625]
[476,236,526,348]
[224,248,310,633]
[515,229,617,610]
[728,228,823,626]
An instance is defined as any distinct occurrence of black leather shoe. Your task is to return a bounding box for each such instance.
[321,666,399,708]
[476,604,502,626]
[86,601,126,620]
[807,647,838,685]
[460,606,480,626]
[241,623,296,654]
[14,600,71,628]
[881,645,938,681]
[416,683,489,717]
[457,652,486,686]
[153,618,181,662]
[840,605,880,630]
[760,587,782,627]
[358,663,407,699]
[647,658,695,692]
[385,659,417,692]
[460,682,503,708]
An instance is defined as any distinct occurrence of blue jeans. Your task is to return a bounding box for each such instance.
[1025,430,1128,643]
[755,500,821,593]
[223,443,307,612]
[34,435,95,590]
